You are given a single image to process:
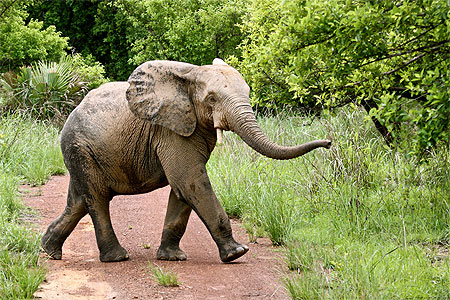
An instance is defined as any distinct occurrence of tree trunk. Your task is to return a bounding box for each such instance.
[361,98,394,146]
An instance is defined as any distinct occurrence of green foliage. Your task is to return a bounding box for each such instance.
[283,242,450,299]
[0,1,107,118]
[0,113,64,185]
[0,0,68,72]
[235,0,450,155]
[0,54,107,123]
[148,263,181,287]
[69,53,108,90]
[28,0,247,79]
[0,58,84,122]
[207,108,450,298]
[116,0,246,67]
[0,248,46,299]
[0,113,65,299]
[27,0,132,80]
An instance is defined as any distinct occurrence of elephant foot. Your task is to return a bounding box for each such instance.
[99,246,129,262]
[157,245,187,261]
[41,234,63,260]
[219,242,249,263]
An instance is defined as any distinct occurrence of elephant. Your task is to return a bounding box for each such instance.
[41,59,331,263]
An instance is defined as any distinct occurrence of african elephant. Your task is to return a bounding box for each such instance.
[41,59,331,263]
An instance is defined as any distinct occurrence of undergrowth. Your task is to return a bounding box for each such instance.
[0,113,65,299]
[207,107,450,299]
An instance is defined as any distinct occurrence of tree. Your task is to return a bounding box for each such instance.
[114,0,246,67]
[27,0,133,80]
[0,0,68,72]
[28,0,246,80]
[235,0,450,154]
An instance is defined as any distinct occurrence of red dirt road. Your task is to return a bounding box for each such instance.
[24,175,289,299]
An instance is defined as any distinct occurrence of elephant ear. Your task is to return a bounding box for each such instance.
[126,60,197,136]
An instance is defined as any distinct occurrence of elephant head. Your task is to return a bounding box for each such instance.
[126,59,331,159]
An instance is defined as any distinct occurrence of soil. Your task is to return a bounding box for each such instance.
[23,175,289,300]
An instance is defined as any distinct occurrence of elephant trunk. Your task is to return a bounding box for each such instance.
[227,103,331,160]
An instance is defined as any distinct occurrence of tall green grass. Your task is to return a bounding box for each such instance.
[207,108,450,299]
[0,113,65,299]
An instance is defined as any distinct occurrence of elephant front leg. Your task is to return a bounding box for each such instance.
[191,190,249,263]
[166,164,249,263]
[157,189,191,261]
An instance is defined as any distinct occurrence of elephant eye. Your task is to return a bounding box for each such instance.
[205,94,216,104]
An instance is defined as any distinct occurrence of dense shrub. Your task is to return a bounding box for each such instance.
[27,0,247,80]
[234,0,450,155]
[69,53,109,90]
[117,0,246,67]
[28,0,133,80]
[0,0,68,72]
[0,54,107,124]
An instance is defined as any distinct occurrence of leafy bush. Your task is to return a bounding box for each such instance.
[70,54,109,89]
[27,0,247,79]
[234,0,450,155]
[119,0,246,67]
[27,0,134,80]
[1,57,85,122]
[0,0,68,72]
[0,54,107,123]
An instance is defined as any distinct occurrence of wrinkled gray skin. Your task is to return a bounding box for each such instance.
[41,59,331,263]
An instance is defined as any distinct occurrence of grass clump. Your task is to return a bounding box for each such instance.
[0,113,65,185]
[207,107,450,299]
[148,263,181,287]
[0,113,65,299]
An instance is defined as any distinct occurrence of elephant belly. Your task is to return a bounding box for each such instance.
[110,171,169,196]
[108,141,169,195]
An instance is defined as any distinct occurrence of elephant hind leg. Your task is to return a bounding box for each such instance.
[85,192,129,262]
[157,189,191,261]
[41,180,87,260]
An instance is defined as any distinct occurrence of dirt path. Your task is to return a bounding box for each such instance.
[23,175,289,300]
